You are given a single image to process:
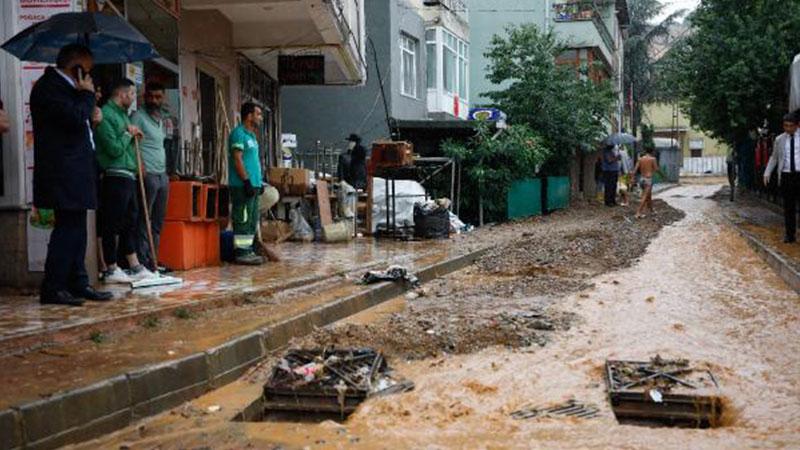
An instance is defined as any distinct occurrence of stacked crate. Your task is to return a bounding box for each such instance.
[159,181,223,270]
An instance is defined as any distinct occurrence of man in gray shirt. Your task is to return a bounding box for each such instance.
[131,82,169,269]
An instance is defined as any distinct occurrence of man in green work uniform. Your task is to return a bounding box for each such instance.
[229,102,265,265]
[95,78,154,283]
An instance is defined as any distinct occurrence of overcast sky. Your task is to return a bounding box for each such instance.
[655,0,700,23]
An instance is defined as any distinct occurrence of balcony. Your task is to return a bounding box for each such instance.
[182,0,366,85]
[552,1,615,53]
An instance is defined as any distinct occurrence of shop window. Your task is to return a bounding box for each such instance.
[400,34,419,98]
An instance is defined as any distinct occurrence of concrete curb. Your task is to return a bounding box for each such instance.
[0,247,488,449]
[722,214,800,294]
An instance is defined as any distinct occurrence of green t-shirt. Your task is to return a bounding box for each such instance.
[228,124,262,187]
[130,109,166,174]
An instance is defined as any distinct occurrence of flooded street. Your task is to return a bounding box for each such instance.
[77,183,800,449]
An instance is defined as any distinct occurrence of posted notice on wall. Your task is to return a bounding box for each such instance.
[18,0,75,271]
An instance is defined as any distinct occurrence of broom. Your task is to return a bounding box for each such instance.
[131,138,183,289]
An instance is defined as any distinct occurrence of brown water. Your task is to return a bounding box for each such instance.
[75,184,800,449]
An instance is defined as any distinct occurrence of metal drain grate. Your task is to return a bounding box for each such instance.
[511,399,600,420]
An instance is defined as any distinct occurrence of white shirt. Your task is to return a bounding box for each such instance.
[55,69,95,151]
[783,132,800,173]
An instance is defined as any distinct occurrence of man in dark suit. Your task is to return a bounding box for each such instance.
[31,44,112,306]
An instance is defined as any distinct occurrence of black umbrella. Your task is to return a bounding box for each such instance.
[1,12,158,64]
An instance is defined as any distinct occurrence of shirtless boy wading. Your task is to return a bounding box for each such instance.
[633,150,658,218]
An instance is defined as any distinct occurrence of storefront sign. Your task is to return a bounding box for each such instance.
[278,55,325,85]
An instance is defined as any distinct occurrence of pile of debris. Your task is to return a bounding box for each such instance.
[262,348,413,416]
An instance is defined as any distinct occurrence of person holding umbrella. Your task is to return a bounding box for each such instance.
[30,44,112,306]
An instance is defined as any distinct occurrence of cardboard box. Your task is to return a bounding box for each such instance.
[268,167,311,196]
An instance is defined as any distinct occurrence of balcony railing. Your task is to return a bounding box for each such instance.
[553,1,616,53]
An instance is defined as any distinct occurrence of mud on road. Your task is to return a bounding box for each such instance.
[297,200,684,360]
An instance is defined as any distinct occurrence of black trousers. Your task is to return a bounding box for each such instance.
[603,171,618,206]
[100,175,139,266]
[782,173,800,240]
[42,209,88,295]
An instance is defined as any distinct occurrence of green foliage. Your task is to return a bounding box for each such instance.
[89,330,106,344]
[141,315,160,329]
[173,307,194,320]
[664,0,800,144]
[641,123,656,151]
[482,24,615,168]
[443,122,550,222]
[624,0,685,134]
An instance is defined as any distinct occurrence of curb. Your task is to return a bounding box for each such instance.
[0,247,488,449]
[722,214,800,294]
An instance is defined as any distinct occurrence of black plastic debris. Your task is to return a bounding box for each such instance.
[511,399,600,420]
[361,265,420,287]
[606,356,724,427]
[262,348,414,416]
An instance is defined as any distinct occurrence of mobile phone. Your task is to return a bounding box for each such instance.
[76,66,84,81]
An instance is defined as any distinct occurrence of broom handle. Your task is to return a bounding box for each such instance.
[135,138,159,270]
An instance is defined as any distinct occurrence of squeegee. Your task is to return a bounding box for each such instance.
[131,139,183,289]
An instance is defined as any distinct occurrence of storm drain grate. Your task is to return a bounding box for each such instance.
[242,348,413,420]
[511,399,600,420]
[606,356,724,428]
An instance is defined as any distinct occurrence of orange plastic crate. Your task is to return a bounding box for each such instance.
[205,221,221,265]
[203,184,218,221]
[166,181,202,222]
[159,221,204,270]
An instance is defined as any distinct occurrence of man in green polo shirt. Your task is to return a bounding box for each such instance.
[95,78,155,283]
[229,102,264,265]
[131,82,169,271]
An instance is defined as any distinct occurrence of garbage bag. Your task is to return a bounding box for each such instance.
[289,208,314,242]
[337,181,356,219]
[413,202,450,239]
[361,265,420,287]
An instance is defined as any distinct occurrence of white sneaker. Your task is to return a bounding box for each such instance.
[128,265,156,282]
[103,267,133,284]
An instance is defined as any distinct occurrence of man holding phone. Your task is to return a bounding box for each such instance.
[31,44,113,306]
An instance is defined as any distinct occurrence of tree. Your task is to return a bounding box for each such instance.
[665,0,800,145]
[482,24,616,171]
[442,122,550,224]
[624,0,684,138]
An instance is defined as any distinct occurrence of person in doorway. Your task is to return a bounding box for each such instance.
[131,82,170,271]
[632,148,659,218]
[0,105,9,134]
[601,144,621,206]
[229,102,265,265]
[345,133,368,190]
[764,112,800,243]
[30,44,112,306]
[95,78,154,283]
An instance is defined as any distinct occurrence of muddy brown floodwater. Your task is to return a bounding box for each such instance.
[74,184,800,450]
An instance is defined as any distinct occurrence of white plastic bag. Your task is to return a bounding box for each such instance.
[289,208,314,242]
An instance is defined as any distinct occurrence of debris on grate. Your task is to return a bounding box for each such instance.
[261,348,413,417]
[606,355,724,428]
[511,399,600,420]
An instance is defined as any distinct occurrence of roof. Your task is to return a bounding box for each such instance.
[395,119,492,131]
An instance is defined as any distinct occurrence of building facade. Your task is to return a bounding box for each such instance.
[281,0,470,157]
[0,0,365,288]
[468,0,628,129]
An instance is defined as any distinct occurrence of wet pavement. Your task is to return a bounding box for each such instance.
[74,182,800,449]
[0,239,453,354]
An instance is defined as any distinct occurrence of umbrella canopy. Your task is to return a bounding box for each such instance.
[1,12,158,64]
[602,132,637,146]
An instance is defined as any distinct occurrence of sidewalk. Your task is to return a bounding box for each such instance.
[717,188,800,292]
[0,239,454,356]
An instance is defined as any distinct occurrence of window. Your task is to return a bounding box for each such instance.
[400,34,418,98]
[426,29,437,89]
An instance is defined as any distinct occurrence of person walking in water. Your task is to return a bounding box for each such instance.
[632,148,659,218]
